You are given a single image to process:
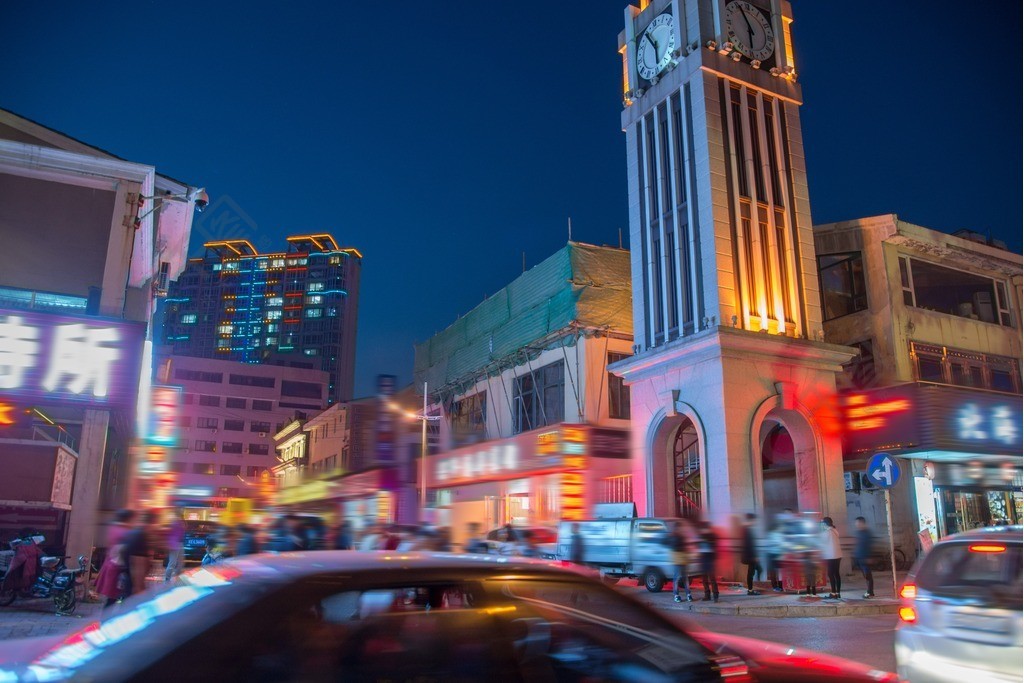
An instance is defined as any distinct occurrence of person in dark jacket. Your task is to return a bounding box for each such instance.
[569,523,586,565]
[697,520,719,602]
[740,513,762,596]
[334,520,354,550]
[853,516,874,598]
[235,525,260,556]
[665,521,692,602]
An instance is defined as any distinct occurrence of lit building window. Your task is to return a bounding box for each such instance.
[181,313,197,324]
[308,282,325,292]
[218,324,234,334]
[305,308,323,318]
[306,295,323,305]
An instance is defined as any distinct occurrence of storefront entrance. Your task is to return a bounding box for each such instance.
[937,488,1023,536]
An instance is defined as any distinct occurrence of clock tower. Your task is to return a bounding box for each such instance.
[612,0,856,528]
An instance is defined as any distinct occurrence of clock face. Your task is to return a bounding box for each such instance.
[636,12,676,82]
[724,0,775,62]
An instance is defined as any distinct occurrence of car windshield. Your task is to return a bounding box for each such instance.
[915,541,1023,609]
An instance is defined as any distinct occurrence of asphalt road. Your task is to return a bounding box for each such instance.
[673,611,899,673]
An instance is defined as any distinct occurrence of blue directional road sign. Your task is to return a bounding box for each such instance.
[866,452,901,489]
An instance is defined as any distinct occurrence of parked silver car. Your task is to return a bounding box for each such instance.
[895,525,1023,682]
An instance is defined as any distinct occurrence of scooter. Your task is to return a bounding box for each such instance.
[0,536,87,615]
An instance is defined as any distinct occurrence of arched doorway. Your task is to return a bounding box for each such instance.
[649,409,706,518]
[761,421,797,517]
[673,420,702,519]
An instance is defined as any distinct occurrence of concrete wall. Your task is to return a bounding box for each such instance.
[0,174,116,298]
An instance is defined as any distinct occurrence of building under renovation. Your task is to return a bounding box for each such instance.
[414,241,634,545]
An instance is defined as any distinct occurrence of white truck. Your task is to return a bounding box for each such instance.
[553,504,679,592]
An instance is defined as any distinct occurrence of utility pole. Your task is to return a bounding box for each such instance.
[420,381,428,516]
[417,382,441,521]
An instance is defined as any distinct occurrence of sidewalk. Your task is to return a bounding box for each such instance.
[0,569,168,640]
[621,569,903,618]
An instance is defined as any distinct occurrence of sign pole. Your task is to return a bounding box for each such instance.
[884,488,897,598]
[866,452,902,598]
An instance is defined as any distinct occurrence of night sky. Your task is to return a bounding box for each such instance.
[2,1,1019,397]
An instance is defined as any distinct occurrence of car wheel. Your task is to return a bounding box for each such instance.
[54,588,76,615]
[0,587,16,607]
[642,568,665,593]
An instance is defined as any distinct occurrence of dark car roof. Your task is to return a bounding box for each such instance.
[223,550,588,582]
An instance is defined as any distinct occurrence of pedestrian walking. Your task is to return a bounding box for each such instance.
[94,509,135,608]
[853,516,875,598]
[123,510,158,596]
[334,520,354,550]
[569,523,586,565]
[163,508,185,582]
[765,515,784,592]
[740,513,762,596]
[696,520,719,602]
[820,516,843,599]
[235,524,260,556]
[664,521,693,602]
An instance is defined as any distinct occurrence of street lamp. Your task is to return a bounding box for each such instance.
[384,385,441,521]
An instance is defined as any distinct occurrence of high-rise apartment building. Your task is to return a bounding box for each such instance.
[163,234,361,405]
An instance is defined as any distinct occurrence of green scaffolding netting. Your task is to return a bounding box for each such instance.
[413,242,632,395]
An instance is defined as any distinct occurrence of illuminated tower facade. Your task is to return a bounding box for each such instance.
[164,234,361,404]
[611,0,856,526]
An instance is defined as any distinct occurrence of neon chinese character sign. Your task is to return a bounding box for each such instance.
[0,309,145,409]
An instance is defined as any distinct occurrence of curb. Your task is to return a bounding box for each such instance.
[641,596,899,618]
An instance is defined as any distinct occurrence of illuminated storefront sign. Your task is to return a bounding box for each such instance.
[0,309,145,409]
[435,443,520,483]
[146,385,182,446]
[136,385,182,508]
[842,383,1023,456]
[432,425,629,488]
[174,486,214,498]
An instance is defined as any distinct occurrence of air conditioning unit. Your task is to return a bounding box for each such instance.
[843,471,861,492]
[153,261,170,297]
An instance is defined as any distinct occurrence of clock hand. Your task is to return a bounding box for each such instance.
[740,9,755,44]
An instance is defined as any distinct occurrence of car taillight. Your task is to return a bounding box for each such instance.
[899,583,917,599]
[898,606,917,623]
[708,653,751,681]
[968,544,1006,553]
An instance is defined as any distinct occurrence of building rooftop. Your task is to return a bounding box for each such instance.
[413,241,632,394]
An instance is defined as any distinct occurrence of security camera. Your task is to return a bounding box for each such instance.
[189,188,209,212]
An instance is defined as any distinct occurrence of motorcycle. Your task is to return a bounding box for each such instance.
[0,536,87,615]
